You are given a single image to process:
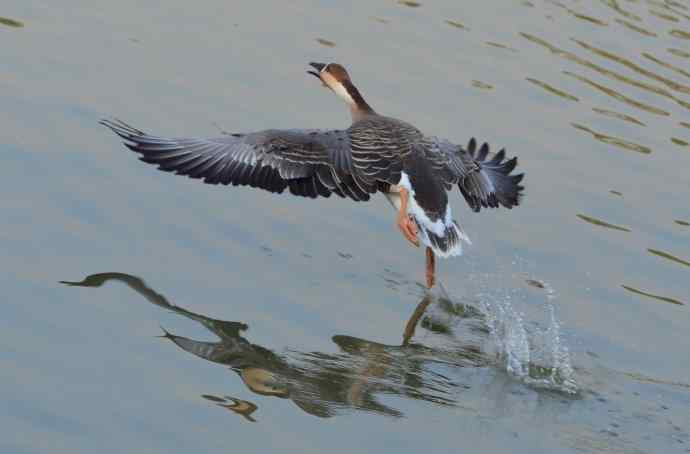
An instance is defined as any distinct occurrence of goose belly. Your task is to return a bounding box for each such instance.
[386,172,471,257]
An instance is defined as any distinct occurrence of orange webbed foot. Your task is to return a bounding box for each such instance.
[397,214,420,247]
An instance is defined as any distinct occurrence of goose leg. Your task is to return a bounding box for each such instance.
[396,187,419,247]
[425,247,436,288]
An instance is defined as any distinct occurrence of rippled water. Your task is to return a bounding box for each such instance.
[2,0,690,453]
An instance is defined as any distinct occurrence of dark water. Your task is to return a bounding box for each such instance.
[2,1,689,453]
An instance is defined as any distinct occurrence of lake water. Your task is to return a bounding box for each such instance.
[2,0,689,453]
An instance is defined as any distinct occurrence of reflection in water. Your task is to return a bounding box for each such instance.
[526,77,579,102]
[591,108,645,127]
[600,0,640,21]
[60,273,482,419]
[61,272,577,420]
[471,80,493,90]
[521,33,690,112]
[445,20,467,30]
[669,29,690,40]
[623,371,690,389]
[621,285,685,306]
[576,213,631,232]
[668,48,690,59]
[615,18,657,37]
[647,248,690,268]
[526,279,546,289]
[315,38,336,48]
[572,39,690,96]
[642,53,690,80]
[397,1,421,7]
[485,42,517,52]
[547,1,608,26]
[649,9,680,23]
[202,395,258,422]
[564,71,669,117]
[0,16,23,28]
[570,124,651,155]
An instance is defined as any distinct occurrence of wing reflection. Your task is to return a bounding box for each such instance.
[61,273,487,420]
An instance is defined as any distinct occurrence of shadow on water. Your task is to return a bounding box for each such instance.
[61,272,578,422]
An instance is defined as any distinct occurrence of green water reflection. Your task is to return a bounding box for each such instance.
[576,213,632,232]
[0,16,23,27]
[621,284,685,306]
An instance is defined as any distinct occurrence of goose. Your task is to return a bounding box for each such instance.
[100,62,524,288]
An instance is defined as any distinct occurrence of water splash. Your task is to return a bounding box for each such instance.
[526,303,578,393]
[476,284,578,394]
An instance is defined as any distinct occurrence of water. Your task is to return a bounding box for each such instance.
[2,0,690,453]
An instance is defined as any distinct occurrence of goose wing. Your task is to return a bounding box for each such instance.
[100,119,374,201]
[424,137,524,212]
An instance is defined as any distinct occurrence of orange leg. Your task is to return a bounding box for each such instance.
[425,247,436,288]
[396,187,419,247]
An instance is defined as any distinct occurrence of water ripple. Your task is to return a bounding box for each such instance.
[621,284,685,306]
[521,32,690,113]
[0,16,23,28]
[592,107,645,126]
[647,248,690,268]
[526,77,579,101]
[641,52,690,80]
[565,71,670,117]
[316,38,336,47]
[445,20,467,30]
[615,18,658,37]
[649,9,680,23]
[485,41,517,52]
[669,29,690,40]
[572,39,690,96]
[576,213,632,232]
[600,0,641,22]
[547,0,608,26]
[471,80,493,90]
[397,1,421,7]
[571,124,652,155]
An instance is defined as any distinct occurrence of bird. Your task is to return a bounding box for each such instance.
[100,62,524,288]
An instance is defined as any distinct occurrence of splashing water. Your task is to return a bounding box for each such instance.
[476,284,578,395]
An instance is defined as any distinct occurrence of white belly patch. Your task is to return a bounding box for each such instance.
[386,172,472,254]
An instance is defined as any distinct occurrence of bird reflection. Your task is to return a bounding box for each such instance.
[202,395,258,422]
[61,273,486,421]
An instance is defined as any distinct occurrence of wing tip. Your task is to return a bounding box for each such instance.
[460,138,525,211]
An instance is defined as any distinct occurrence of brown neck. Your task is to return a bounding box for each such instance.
[344,80,376,120]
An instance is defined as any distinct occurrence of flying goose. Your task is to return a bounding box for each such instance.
[100,62,524,288]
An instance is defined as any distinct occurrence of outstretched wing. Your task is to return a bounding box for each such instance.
[424,137,524,212]
[100,119,374,201]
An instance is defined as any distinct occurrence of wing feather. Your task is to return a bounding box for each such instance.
[423,137,524,212]
[101,118,373,201]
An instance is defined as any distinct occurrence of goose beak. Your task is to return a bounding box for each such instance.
[307,62,326,79]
